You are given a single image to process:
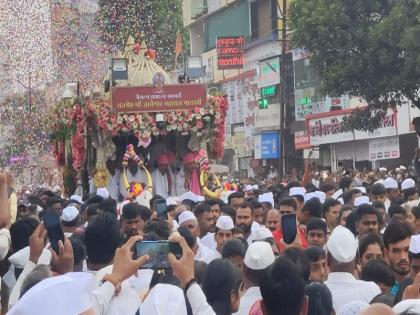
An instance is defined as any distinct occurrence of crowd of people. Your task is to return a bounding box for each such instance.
[2,161,420,315]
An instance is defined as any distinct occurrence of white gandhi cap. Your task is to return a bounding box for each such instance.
[401,178,416,191]
[354,196,370,207]
[178,211,197,225]
[289,187,306,197]
[244,241,275,270]
[326,225,358,263]
[384,177,398,189]
[216,215,234,230]
[252,227,274,241]
[97,187,109,199]
[70,195,82,204]
[409,234,420,254]
[60,206,79,222]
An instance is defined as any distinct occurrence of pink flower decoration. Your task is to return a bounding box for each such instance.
[194,107,201,114]
[196,120,204,129]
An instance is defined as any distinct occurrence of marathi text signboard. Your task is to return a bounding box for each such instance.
[369,136,400,161]
[216,36,244,70]
[261,132,280,159]
[294,131,312,150]
[111,84,207,113]
[307,110,397,146]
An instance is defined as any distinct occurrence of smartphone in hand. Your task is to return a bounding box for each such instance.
[43,211,65,255]
[154,199,168,219]
[133,240,182,269]
[282,213,298,245]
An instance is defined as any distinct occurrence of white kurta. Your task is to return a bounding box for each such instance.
[200,233,216,251]
[107,170,121,201]
[152,169,175,199]
[325,272,381,312]
[195,238,214,262]
[202,250,222,265]
[119,169,147,199]
[174,167,188,197]
[233,287,262,315]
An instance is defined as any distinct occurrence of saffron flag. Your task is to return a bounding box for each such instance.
[175,31,182,58]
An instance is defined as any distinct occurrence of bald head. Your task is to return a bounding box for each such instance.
[360,304,395,315]
[266,209,280,232]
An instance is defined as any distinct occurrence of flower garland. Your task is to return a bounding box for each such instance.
[50,94,229,162]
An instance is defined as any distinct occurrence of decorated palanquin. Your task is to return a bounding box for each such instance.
[50,36,229,198]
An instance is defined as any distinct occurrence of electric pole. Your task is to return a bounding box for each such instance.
[279,0,287,179]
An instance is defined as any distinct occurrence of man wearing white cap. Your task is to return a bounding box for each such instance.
[203,216,234,264]
[60,206,80,237]
[401,178,418,202]
[69,195,83,205]
[178,211,213,261]
[384,177,401,204]
[325,226,381,311]
[234,241,275,315]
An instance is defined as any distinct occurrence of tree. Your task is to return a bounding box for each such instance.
[290,0,420,131]
[96,0,188,70]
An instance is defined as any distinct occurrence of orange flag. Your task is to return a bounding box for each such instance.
[175,31,183,58]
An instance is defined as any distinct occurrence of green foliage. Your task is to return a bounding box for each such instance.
[290,0,420,130]
[96,0,188,70]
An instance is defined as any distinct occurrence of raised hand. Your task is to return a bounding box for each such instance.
[29,223,48,264]
[168,232,195,287]
[50,237,74,274]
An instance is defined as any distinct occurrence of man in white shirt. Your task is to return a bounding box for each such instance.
[106,159,121,202]
[119,159,147,199]
[173,166,188,197]
[60,205,80,237]
[384,177,402,204]
[235,202,256,245]
[178,211,213,261]
[203,216,234,264]
[234,241,275,315]
[325,226,381,311]
[152,154,174,199]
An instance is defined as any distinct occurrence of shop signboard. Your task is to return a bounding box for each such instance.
[294,131,312,150]
[369,136,400,161]
[261,132,280,159]
[307,109,397,146]
[216,36,244,70]
[112,84,207,113]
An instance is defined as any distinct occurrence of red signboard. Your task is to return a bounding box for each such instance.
[294,131,312,150]
[111,84,207,113]
[216,36,244,70]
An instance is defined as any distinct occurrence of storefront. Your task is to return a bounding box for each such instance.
[305,109,399,171]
